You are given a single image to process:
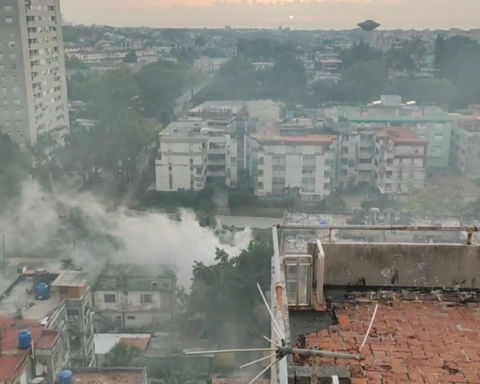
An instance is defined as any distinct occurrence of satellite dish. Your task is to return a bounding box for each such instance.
[184,283,379,384]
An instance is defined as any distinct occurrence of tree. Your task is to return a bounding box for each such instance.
[406,185,468,216]
[194,35,206,48]
[135,61,186,121]
[65,57,88,70]
[124,50,138,63]
[186,237,273,346]
[103,342,144,367]
[406,36,428,70]
[342,60,389,103]
[340,41,383,69]
[282,184,301,209]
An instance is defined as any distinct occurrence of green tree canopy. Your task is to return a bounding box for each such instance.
[185,237,273,346]
[103,342,144,367]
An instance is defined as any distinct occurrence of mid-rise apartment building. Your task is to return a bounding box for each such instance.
[374,127,427,194]
[249,127,336,200]
[0,0,70,145]
[450,115,480,180]
[326,97,454,169]
[155,119,238,191]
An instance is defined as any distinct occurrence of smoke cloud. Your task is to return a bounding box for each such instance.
[0,180,252,289]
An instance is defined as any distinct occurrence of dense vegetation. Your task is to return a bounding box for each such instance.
[195,36,480,110]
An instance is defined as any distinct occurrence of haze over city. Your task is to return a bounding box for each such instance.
[62,0,480,29]
[3,0,480,383]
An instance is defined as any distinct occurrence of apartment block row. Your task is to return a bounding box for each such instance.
[0,0,70,145]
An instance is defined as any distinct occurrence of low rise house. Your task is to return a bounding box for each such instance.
[92,263,177,332]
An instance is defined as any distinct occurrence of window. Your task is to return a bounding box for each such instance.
[6,17,12,23]
[10,64,16,69]
[127,316,135,320]
[5,5,12,11]
[123,291,128,296]
[141,293,152,303]
[8,41,15,48]
[434,134,443,141]
[104,294,116,303]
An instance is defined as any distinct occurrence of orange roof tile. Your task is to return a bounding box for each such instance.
[212,379,270,384]
[0,355,28,381]
[119,337,150,352]
[376,127,426,145]
[300,299,480,383]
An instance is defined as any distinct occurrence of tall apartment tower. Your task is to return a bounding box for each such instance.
[0,0,70,146]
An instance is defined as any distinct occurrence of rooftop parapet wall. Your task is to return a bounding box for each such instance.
[322,243,480,288]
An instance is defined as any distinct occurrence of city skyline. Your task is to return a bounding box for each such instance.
[61,0,479,29]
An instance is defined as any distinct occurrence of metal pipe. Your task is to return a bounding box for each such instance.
[288,348,363,361]
[183,348,275,356]
[277,224,479,232]
[272,226,288,384]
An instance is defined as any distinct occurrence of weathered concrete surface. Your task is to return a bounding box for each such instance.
[322,243,480,288]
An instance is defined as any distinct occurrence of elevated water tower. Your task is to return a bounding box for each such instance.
[357,19,380,46]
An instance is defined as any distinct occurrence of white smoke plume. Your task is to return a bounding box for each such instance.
[0,181,252,289]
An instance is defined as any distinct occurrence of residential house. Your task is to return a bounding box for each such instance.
[92,263,177,332]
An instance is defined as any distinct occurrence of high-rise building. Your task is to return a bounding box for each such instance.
[0,0,70,146]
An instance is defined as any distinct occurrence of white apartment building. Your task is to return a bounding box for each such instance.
[250,131,336,201]
[155,119,238,191]
[0,0,70,145]
[450,115,480,180]
[374,127,427,195]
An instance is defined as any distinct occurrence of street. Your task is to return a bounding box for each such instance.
[216,215,282,229]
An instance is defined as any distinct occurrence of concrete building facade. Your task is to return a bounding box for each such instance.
[250,130,336,201]
[326,100,454,169]
[0,0,70,145]
[450,115,480,180]
[92,263,177,332]
[374,127,427,194]
[155,119,238,191]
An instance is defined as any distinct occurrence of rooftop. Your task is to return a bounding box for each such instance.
[250,127,336,145]
[95,263,176,291]
[189,100,244,115]
[295,289,480,384]
[67,368,146,384]
[52,270,89,288]
[0,277,61,320]
[144,332,216,358]
[376,127,427,145]
[94,334,151,355]
[160,119,211,141]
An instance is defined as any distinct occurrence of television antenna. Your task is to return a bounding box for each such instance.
[184,283,379,384]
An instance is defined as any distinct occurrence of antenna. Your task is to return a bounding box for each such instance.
[184,284,378,383]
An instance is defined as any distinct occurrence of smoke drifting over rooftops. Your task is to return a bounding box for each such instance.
[0,181,252,289]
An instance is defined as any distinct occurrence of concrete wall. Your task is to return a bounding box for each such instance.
[321,242,480,288]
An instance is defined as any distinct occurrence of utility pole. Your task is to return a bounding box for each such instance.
[2,234,5,277]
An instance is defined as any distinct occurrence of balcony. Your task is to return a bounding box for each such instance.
[207,170,226,177]
[207,158,226,166]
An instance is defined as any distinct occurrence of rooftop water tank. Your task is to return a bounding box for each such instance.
[399,209,412,225]
[352,207,365,224]
[18,329,32,349]
[33,268,49,288]
[36,282,50,300]
[58,370,73,384]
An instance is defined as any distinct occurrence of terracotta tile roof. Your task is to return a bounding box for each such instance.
[119,337,150,352]
[0,355,27,381]
[299,299,480,383]
[376,127,426,145]
[212,379,269,384]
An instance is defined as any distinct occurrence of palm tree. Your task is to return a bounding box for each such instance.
[406,36,428,70]
[103,342,144,368]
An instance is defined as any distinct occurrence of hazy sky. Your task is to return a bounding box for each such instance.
[61,0,479,30]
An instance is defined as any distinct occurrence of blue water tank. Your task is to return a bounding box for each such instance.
[58,370,73,384]
[18,329,32,349]
[36,282,50,300]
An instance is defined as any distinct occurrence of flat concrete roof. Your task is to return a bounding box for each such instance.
[0,277,61,320]
[69,368,145,384]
